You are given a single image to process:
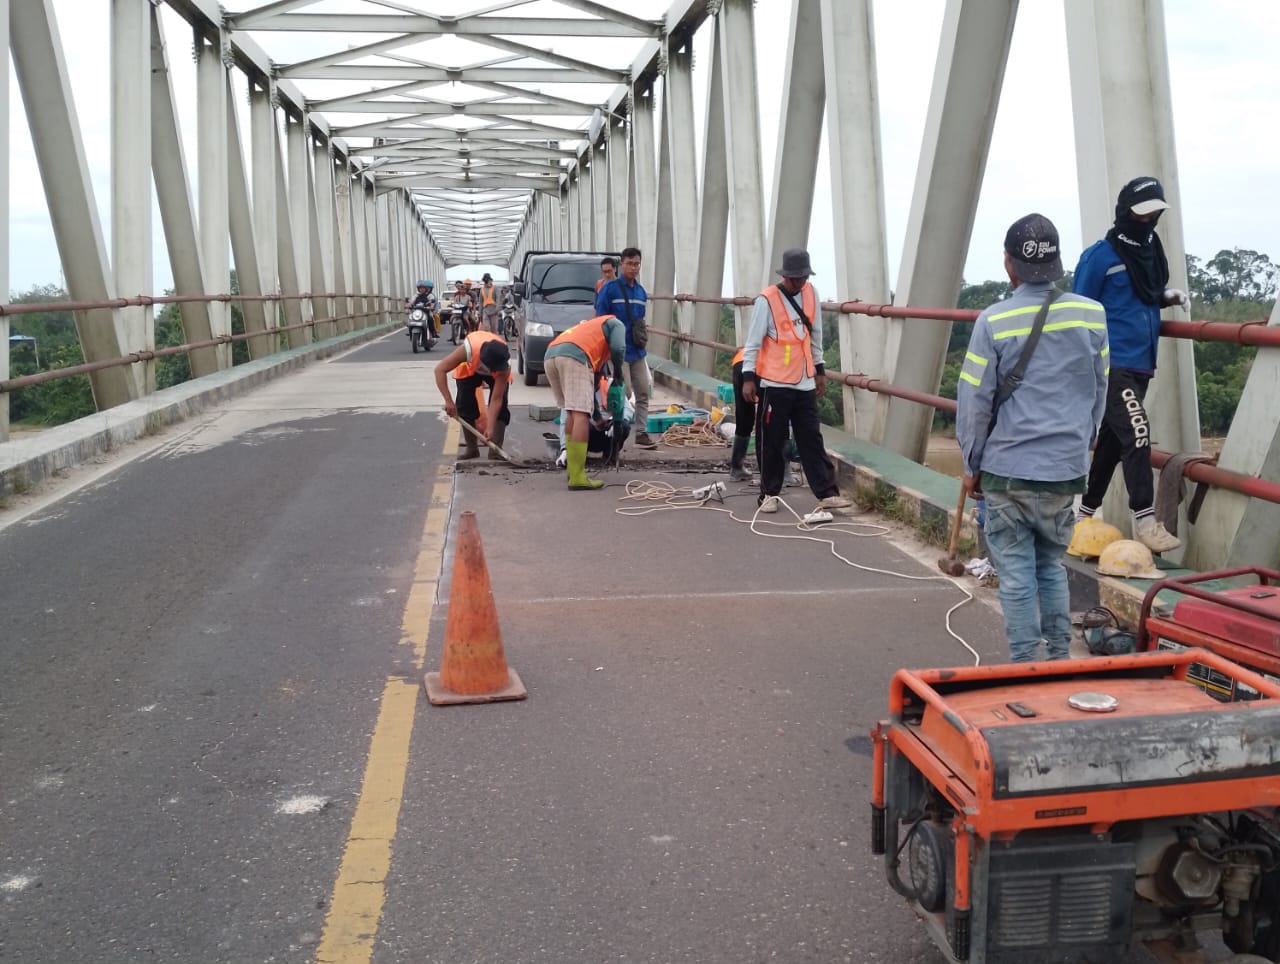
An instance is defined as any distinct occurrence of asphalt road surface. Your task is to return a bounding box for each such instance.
[10,333,1199,964]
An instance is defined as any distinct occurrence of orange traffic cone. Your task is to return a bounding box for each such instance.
[423,511,527,705]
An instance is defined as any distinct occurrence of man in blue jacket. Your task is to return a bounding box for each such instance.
[595,247,655,448]
[957,214,1108,662]
[1073,176,1188,552]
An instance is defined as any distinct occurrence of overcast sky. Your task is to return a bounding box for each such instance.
[7,0,1278,296]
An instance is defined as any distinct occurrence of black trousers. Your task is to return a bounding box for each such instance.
[731,362,756,440]
[1083,368,1154,513]
[455,374,511,426]
[757,386,838,501]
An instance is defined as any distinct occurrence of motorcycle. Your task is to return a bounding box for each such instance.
[449,298,472,344]
[500,302,518,341]
[407,307,436,353]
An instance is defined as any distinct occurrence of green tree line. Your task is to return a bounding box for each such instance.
[6,277,252,426]
[933,247,1274,436]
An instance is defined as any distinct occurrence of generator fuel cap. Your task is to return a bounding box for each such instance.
[1067,691,1119,712]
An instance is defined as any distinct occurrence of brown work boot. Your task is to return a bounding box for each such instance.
[487,421,507,460]
[459,420,481,460]
[634,432,658,449]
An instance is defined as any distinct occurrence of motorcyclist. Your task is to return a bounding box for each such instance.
[406,280,438,338]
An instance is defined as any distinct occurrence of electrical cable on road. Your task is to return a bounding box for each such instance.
[614,480,983,666]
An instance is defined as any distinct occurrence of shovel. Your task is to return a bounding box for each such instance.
[937,478,971,577]
[453,415,540,469]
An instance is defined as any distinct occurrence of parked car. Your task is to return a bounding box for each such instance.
[514,250,619,386]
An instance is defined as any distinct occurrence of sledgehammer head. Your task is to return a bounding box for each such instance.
[937,556,966,577]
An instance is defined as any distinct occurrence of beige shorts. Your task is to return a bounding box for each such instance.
[544,355,595,413]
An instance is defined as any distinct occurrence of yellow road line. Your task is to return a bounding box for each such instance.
[315,417,457,964]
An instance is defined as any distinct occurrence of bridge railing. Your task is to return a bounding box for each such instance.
[646,293,1280,509]
[0,293,396,395]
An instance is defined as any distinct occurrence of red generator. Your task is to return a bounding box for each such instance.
[1138,567,1280,701]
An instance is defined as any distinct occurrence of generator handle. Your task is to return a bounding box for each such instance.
[1137,567,1280,649]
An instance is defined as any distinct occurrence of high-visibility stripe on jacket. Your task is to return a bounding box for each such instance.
[755,285,817,385]
[481,284,497,308]
[958,298,1109,389]
[453,330,512,382]
[732,347,744,367]
[549,315,613,371]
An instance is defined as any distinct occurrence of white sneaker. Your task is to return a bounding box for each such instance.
[818,495,852,510]
[1134,515,1181,553]
[758,495,779,514]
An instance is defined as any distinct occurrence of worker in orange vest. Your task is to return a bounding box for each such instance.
[434,330,513,460]
[543,315,628,489]
[479,272,500,334]
[740,248,853,515]
[596,256,617,292]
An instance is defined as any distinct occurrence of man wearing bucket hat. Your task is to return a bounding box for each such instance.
[740,249,852,515]
[956,213,1109,662]
[1073,176,1189,553]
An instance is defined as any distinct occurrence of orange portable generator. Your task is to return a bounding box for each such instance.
[871,649,1280,963]
[1138,567,1280,701]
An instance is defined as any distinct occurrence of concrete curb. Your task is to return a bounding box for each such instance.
[0,322,396,496]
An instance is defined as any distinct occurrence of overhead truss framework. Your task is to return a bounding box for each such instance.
[221,0,689,268]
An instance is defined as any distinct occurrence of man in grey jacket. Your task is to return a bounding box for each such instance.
[956,214,1109,662]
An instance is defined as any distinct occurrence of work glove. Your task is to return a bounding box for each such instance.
[607,385,625,422]
[1162,287,1189,308]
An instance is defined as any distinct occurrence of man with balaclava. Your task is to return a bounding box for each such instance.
[1072,176,1189,553]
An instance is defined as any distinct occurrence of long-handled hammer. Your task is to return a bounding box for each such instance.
[937,478,971,576]
[452,415,538,469]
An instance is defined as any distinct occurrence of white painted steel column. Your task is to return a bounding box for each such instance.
[718,0,766,342]
[559,186,572,252]
[312,139,337,337]
[879,0,1017,461]
[593,141,609,250]
[1067,0,1201,549]
[823,0,891,439]
[650,77,678,349]
[367,181,382,315]
[691,20,728,375]
[0,0,8,441]
[11,0,133,409]
[250,83,278,332]
[350,170,368,326]
[332,157,353,331]
[287,114,314,340]
[766,0,823,281]
[274,128,308,347]
[579,159,593,249]
[631,87,657,289]
[376,194,390,299]
[197,32,231,369]
[1187,301,1280,569]
[666,42,701,358]
[149,7,216,376]
[111,0,153,392]
[225,80,273,360]
[607,119,627,250]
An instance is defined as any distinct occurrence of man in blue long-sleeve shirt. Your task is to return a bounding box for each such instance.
[957,214,1108,662]
[595,247,655,447]
[1073,176,1188,553]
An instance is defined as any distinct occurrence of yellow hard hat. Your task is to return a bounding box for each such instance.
[1096,539,1163,579]
[1066,518,1124,559]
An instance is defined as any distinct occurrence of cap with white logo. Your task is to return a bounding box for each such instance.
[1118,176,1170,217]
[1003,213,1064,283]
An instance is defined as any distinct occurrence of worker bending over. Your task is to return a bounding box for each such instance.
[543,315,628,490]
[434,330,512,461]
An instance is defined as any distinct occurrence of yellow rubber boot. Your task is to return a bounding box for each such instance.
[566,441,603,490]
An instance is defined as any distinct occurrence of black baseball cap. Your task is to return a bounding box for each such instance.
[478,340,510,372]
[1117,176,1170,216]
[1003,213,1063,283]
